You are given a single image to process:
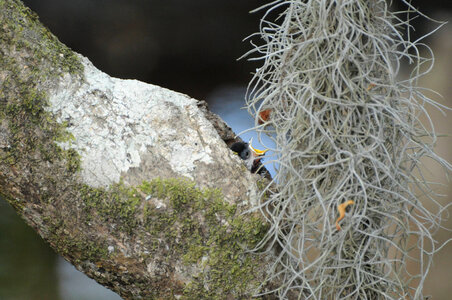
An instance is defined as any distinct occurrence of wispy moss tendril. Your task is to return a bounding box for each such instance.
[244,1,451,299]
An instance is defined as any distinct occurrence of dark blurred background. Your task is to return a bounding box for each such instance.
[1,1,451,299]
[19,0,268,100]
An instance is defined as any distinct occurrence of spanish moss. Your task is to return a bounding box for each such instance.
[244,0,451,299]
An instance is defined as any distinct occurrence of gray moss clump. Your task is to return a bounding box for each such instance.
[245,0,451,299]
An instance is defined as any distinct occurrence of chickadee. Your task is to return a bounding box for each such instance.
[230,139,268,174]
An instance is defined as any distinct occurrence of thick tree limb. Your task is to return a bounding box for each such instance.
[0,0,278,298]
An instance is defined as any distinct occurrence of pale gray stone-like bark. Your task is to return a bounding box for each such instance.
[49,54,261,205]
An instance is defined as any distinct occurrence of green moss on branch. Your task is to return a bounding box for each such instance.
[78,178,269,299]
[0,0,83,170]
[0,1,270,297]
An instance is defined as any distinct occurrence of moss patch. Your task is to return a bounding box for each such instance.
[80,182,142,234]
[78,178,268,298]
[0,0,83,170]
[47,218,109,264]
[140,178,267,299]
[0,1,270,297]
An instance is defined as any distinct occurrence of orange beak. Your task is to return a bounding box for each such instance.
[248,138,268,158]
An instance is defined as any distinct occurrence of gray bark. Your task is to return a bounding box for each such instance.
[0,0,279,298]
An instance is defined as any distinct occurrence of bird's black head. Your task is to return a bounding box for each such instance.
[230,140,269,177]
[230,142,251,160]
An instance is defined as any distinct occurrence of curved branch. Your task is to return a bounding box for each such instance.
[0,0,278,298]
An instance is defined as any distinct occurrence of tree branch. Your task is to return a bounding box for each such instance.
[0,0,277,298]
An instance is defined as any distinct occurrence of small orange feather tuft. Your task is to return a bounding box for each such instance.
[258,108,272,124]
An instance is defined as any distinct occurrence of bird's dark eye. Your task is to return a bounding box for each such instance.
[241,149,251,160]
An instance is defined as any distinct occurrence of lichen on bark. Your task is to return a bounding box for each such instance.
[0,0,83,172]
[76,178,270,299]
[0,0,277,298]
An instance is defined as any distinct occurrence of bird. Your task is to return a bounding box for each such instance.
[230,138,268,174]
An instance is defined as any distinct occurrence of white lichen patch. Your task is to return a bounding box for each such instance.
[48,55,216,187]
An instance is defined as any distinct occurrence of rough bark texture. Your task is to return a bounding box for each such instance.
[0,0,277,298]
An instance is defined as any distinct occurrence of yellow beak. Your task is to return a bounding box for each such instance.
[249,139,268,156]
